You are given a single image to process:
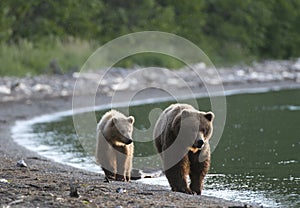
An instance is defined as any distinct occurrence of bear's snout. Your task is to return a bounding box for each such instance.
[123,137,133,145]
[193,138,204,148]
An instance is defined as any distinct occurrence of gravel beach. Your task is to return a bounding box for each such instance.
[1,59,300,207]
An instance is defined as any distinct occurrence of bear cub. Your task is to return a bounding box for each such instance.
[154,103,214,195]
[96,110,134,181]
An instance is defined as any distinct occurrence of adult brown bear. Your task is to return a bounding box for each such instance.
[154,103,214,195]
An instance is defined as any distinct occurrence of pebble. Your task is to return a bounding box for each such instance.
[0,85,11,94]
[116,188,126,194]
[69,183,80,198]
[0,179,9,183]
[16,159,27,168]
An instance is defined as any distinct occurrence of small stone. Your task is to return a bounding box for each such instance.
[0,179,9,183]
[116,187,126,194]
[32,84,52,93]
[69,183,79,198]
[0,85,11,94]
[16,159,27,168]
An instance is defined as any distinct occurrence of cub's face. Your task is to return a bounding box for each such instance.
[172,109,214,152]
[111,116,135,146]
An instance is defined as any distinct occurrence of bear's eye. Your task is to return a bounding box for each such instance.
[201,128,208,136]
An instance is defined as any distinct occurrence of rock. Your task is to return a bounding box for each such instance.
[16,159,27,168]
[291,58,300,71]
[0,85,11,95]
[10,82,20,91]
[116,188,126,194]
[69,183,79,198]
[17,83,32,95]
[130,169,163,180]
[111,81,129,91]
[33,84,53,93]
[130,169,143,180]
[0,178,9,183]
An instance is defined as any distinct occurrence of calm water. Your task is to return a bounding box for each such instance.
[12,89,300,207]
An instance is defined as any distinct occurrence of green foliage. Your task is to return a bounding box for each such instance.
[115,53,184,69]
[0,38,97,76]
[1,0,300,76]
[97,0,176,42]
[260,0,300,59]
[1,0,102,41]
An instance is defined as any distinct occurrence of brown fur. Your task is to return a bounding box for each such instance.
[96,110,134,181]
[154,104,214,194]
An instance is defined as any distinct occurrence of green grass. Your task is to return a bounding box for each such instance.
[0,37,97,77]
[0,37,256,77]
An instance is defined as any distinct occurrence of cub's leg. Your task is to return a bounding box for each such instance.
[97,143,116,180]
[114,146,128,181]
[125,145,133,181]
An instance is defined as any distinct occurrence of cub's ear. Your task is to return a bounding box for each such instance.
[111,117,117,126]
[171,114,181,130]
[181,109,190,118]
[204,112,214,122]
[128,116,135,124]
[109,118,117,127]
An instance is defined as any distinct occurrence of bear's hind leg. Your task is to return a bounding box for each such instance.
[100,152,117,180]
[102,168,115,180]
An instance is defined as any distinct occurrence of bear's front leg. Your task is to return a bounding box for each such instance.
[125,145,133,181]
[188,151,210,195]
[165,158,193,194]
[115,146,128,181]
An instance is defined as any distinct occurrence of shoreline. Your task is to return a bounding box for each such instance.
[1,82,300,207]
[1,59,300,207]
[0,88,251,208]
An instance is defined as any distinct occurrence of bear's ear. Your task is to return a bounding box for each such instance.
[171,114,181,130]
[111,117,117,126]
[128,116,135,124]
[204,112,214,122]
[181,109,190,118]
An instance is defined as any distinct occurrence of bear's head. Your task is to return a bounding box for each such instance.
[172,109,214,153]
[110,116,135,146]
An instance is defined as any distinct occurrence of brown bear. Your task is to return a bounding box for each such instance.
[154,103,214,195]
[95,110,134,181]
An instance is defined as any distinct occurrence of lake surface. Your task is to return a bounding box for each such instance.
[12,89,300,207]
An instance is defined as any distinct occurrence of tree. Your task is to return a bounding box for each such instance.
[259,0,300,59]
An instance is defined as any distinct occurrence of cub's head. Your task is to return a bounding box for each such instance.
[110,115,135,146]
[172,109,214,152]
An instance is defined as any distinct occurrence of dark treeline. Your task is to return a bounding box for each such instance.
[1,0,300,70]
